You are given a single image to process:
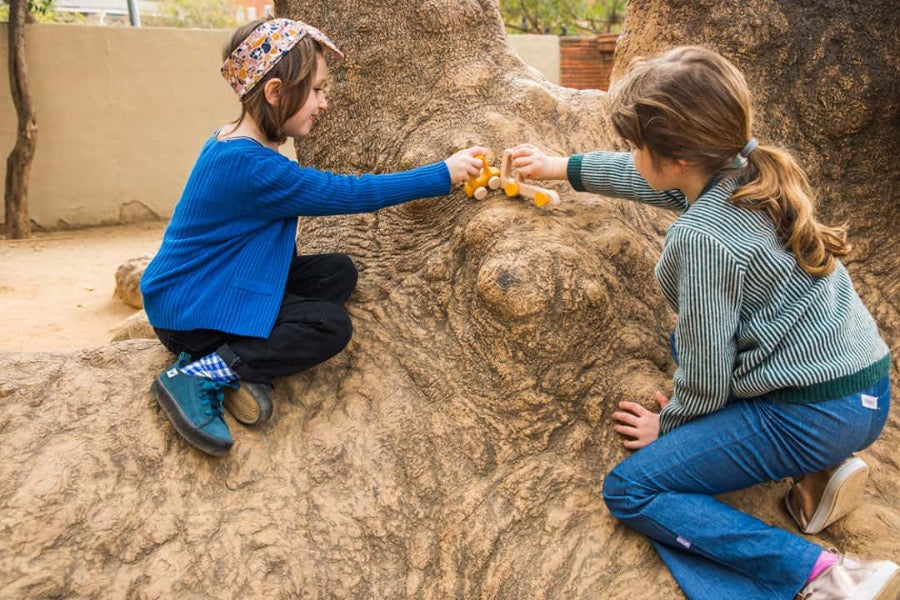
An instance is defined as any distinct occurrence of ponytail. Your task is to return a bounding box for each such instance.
[731,145,850,277]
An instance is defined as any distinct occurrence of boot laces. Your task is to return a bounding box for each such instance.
[198,379,239,419]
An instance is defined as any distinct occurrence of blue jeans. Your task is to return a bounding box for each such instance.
[602,375,891,599]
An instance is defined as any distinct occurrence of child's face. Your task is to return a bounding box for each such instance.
[628,142,680,191]
[284,53,330,139]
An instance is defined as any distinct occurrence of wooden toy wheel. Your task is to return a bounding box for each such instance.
[474,186,488,200]
[503,181,519,197]
[488,176,501,190]
[533,192,550,207]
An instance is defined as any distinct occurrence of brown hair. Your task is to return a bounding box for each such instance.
[610,46,849,277]
[223,18,322,144]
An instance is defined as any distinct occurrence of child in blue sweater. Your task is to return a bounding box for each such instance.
[508,47,897,600]
[141,17,485,456]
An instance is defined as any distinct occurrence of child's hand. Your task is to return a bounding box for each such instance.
[445,146,489,185]
[612,391,669,450]
[507,143,568,180]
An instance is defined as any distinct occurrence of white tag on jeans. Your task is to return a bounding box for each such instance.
[676,536,692,549]
[861,394,878,410]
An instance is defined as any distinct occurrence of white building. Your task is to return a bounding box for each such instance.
[53,0,159,26]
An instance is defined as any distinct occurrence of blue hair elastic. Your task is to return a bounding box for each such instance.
[739,138,758,157]
[733,138,757,169]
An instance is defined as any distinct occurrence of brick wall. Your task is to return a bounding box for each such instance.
[559,33,619,90]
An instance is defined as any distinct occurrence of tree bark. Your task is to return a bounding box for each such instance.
[0,2,896,598]
[4,0,37,239]
[274,0,900,592]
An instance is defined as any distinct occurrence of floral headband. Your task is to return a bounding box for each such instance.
[221,18,344,99]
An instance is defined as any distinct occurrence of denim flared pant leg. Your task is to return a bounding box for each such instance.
[602,376,890,600]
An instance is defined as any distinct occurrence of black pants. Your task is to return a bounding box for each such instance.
[154,253,357,384]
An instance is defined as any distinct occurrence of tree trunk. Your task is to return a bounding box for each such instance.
[0,1,896,598]
[4,0,36,239]
[276,0,900,592]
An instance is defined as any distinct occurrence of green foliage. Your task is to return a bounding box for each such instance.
[0,0,76,23]
[28,0,52,15]
[1,0,231,26]
[502,0,625,35]
[142,0,236,28]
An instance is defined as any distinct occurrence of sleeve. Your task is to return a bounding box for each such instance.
[250,152,451,219]
[657,227,744,434]
[567,151,689,212]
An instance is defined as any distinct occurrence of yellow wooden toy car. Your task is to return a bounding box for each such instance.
[463,154,501,200]
[499,149,560,207]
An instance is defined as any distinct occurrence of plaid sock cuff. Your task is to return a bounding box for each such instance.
[181,352,240,382]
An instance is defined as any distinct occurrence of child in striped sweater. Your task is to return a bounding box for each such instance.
[141,17,485,456]
[508,46,896,600]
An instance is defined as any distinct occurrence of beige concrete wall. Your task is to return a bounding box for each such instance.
[507,34,560,85]
[0,23,296,229]
[0,25,554,230]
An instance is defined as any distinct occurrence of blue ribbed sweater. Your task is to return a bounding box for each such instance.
[568,151,890,434]
[141,134,450,338]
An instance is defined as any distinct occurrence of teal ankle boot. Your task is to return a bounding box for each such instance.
[151,352,237,456]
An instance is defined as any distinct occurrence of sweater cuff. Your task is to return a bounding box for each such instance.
[567,154,585,191]
[419,160,452,197]
[658,411,676,437]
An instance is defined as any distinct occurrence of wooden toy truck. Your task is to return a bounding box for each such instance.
[499,149,560,207]
[463,154,501,200]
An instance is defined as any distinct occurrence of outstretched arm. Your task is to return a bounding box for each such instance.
[246,145,488,219]
[570,152,689,212]
[507,144,689,212]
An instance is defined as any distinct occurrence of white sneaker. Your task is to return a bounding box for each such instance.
[785,456,869,534]
[796,553,899,599]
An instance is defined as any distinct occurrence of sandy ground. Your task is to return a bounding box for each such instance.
[0,221,167,352]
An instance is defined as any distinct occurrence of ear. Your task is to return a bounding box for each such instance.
[263,78,282,107]
[669,158,698,175]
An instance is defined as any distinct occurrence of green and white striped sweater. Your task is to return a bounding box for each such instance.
[568,151,890,435]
